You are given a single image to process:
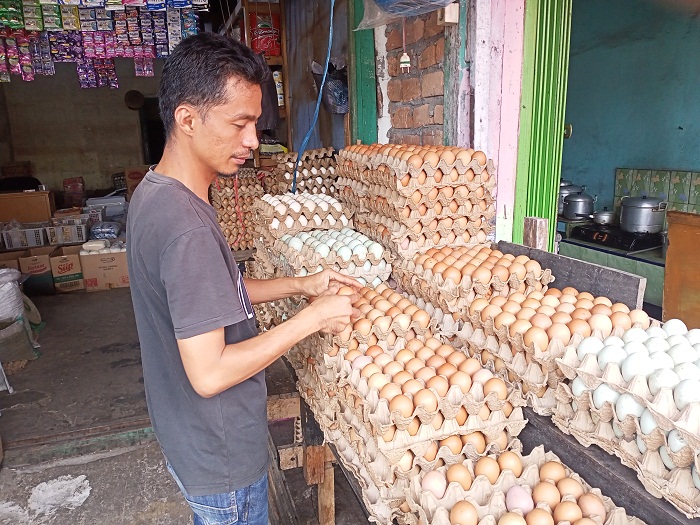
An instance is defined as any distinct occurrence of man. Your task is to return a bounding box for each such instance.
[127,32,360,525]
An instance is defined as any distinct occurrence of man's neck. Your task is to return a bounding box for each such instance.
[154,141,216,202]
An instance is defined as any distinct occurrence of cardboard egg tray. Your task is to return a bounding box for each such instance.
[552,383,700,518]
[273,147,336,166]
[211,172,265,251]
[404,444,645,525]
[252,207,353,240]
[255,193,349,221]
[270,148,338,194]
[556,345,700,454]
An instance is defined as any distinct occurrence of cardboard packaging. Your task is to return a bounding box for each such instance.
[19,247,57,295]
[0,250,26,270]
[50,246,85,292]
[80,250,129,292]
[0,191,56,223]
[124,165,149,200]
[63,177,85,208]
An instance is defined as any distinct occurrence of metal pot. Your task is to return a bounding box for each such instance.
[620,196,667,233]
[559,184,585,215]
[592,207,616,226]
[563,191,596,220]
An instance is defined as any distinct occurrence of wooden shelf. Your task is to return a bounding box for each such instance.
[266,55,283,66]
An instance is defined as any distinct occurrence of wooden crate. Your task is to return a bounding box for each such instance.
[663,210,700,326]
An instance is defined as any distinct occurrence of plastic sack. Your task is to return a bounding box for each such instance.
[311,59,349,115]
[91,221,122,240]
[0,268,23,321]
[356,0,455,29]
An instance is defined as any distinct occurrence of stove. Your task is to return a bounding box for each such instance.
[570,225,662,252]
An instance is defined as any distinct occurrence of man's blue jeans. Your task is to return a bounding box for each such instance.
[166,461,269,525]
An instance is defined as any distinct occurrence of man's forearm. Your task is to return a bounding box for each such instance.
[243,277,304,305]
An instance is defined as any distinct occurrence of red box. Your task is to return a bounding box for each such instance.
[249,12,281,56]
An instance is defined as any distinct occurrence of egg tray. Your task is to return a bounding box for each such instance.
[273,147,336,165]
[400,292,464,339]
[253,209,353,240]
[403,444,646,525]
[270,180,338,197]
[254,195,349,222]
[552,385,700,518]
[556,347,700,453]
[363,210,496,243]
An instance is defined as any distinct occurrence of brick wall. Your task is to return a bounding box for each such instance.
[385,11,445,146]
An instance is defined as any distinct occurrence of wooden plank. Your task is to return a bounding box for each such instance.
[318,455,335,525]
[278,444,303,470]
[663,211,700,326]
[267,431,301,525]
[497,241,645,309]
[267,394,300,421]
[520,409,696,525]
[523,217,549,250]
[304,444,326,485]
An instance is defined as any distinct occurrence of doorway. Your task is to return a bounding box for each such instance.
[139,97,165,165]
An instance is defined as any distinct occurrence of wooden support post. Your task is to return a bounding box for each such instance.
[267,432,300,525]
[318,456,335,525]
[523,217,550,251]
[301,399,325,485]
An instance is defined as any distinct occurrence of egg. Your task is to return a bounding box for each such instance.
[557,477,585,499]
[461,432,486,453]
[615,393,645,420]
[427,375,450,397]
[577,493,606,521]
[472,368,495,385]
[505,485,534,515]
[475,457,500,484]
[421,470,447,499]
[497,451,523,477]
[440,435,464,455]
[389,395,414,417]
[553,501,583,524]
[674,379,700,410]
[648,368,680,395]
[547,323,572,346]
[526,509,555,525]
[449,371,473,394]
[449,501,479,525]
[628,309,651,329]
[592,383,620,409]
[484,377,509,400]
[540,461,567,482]
[533,481,561,509]
[413,388,438,412]
[499,512,527,525]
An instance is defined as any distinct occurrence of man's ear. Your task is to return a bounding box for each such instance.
[173,104,198,138]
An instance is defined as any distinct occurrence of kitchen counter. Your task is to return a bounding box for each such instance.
[559,239,665,306]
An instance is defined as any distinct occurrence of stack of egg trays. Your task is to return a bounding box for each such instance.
[210,169,265,250]
[552,336,700,518]
[403,444,645,525]
[393,252,553,317]
[269,148,338,196]
[269,229,392,285]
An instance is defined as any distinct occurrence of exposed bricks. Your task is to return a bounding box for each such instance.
[419,44,437,69]
[402,77,421,100]
[422,127,444,146]
[413,104,431,126]
[434,104,444,125]
[404,18,425,45]
[387,78,402,102]
[392,106,413,129]
[387,55,399,77]
[424,11,444,38]
[422,70,444,98]
[386,28,402,51]
[436,39,445,62]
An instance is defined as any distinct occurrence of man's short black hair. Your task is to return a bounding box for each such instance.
[159,32,269,139]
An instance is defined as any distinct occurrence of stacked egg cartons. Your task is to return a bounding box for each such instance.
[293,284,528,524]
[403,444,644,525]
[335,143,496,259]
[553,319,700,518]
[451,279,656,416]
[268,148,338,196]
[210,169,265,250]
[270,228,392,288]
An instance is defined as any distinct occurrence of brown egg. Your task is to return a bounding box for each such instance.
[474,457,501,484]
[415,366,437,383]
[455,406,468,425]
[495,311,518,330]
[404,357,424,375]
[553,501,583,524]
[449,500,479,525]
[509,320,533,338]
[559,294,578,306]
[413,388,438,412]
[541,295,561,308]
[446,463,473,490]
[402,379,424,397]
[437,363,458,378]
[425,337,443,350]
[487,430,508,450]
[533,481,561,509]
[555,302,576,314]
[577,493,606,521]
[472,368,494,385]
[509,292,528,304]
[393,370,414,385]
[426,355,447,369]
[610,311,632,330]
[551,312,573,325]
[516,307,538,321]
[568,319,592,338]
[628,309,650,328]
[481,304,503,323]
[436,344,455,358]
[587,314,613,337]
[540,461,567,482]
[484,377,508,400]
[522,326,549,349]
[592,295,613,306]
[440,435,464,455]
[509,262,527,280]
[353,318,372,336]
[547,323,572,345]
[426,375,450,397]
[383,361,404,377]
[545,287,563,297]
[536,305,557,317]
[379,382,402,401]
[461,431,486,453]
[610,302,630,314]
[527,290,545,301]
[530,313,554,330]
[431,411,445,431]
[389,395,413,417]
[525,509,555,525]
[502,401,513,417]
[571,308,593,321]
[447,352,468,367]
[500,300,521,314]
[382,425,396,442]
[590,304,612,317]
[459,358,483,376]
[449,371,473,393]
[497,451,523,476]
[574,298,594,310]
[367,372,391,391]
[422,441,439,462]
[361,363,382,378]
[395,349,415,364]
[557,477,585,499]
[415,346,435,361]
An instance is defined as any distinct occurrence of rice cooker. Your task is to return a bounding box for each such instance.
[620,196,667,234]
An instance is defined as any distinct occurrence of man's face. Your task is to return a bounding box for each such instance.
[191,77,262,177]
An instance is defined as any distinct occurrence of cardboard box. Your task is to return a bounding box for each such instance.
[19,246,58,295]
[80,250,129,292]
[0,191,56,223]
[50,246,85,292]
[0,250,27,271]
[125,165,149,200]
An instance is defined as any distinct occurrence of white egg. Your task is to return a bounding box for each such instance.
[274,203,287,215]
[363,239,374,247]
[674,379,700,411]
[593,383,621,409]
[668,345,698,366]
[572,400,578,412]
[658,446,676,471]
[636,434,647,454]
[280,234,292,243]
[616,393,645,421]
[663,318,688,337]
[603,335,625,347]
[668,430,687,453]
[371,277,382,287]
[329,230,341,239]
[284,216,295,228]
[332,202,343,213]
[271,218,280,229]
[622,353,656,381]
[313,215,323,227]
[377,260,387,271]
[288,238,304,252]
[353,245,368,260]
[646,326,668,339]
[299,267,308,276]
[577,337,605,361]
[623,327,649,344]
[693,465,700,490]
[612,420,625,438]
[644,337,671,354]
[327,215,337,226]
[649,352,675,371]
[647,368,681,396]
[598,345,627,371]
[337,246,352,262]
[640,409,658,435]
[666,334,693,348]
[357,277,367,286]
[318,201,329,212]
[687,329,700,346]
[315,265,324,273]
[298,215,308,227]
[352,355,373,370]
[346,240,361,251]
[624,341,649,356]
[571,377,589,397]
[315,244,331,258]
[340,216,349,226]
[368,242,384,259]
[674,363,700,381]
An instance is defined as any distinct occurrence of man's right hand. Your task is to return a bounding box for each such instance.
[304,293,360,334]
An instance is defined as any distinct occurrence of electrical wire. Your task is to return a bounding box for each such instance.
[291,0,335,194]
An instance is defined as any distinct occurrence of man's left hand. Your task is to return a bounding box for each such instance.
[301,269,362,299]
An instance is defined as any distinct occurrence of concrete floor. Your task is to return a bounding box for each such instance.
[0,288,367,524]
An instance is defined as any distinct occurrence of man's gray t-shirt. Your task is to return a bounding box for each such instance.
[127,170,267,496]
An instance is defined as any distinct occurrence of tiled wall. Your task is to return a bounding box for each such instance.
[615,169,700,227]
